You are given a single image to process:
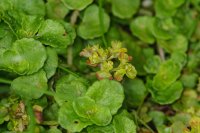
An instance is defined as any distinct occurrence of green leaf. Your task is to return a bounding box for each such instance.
[11,70,48,100]
[170,121,186,133]
[16,0,45,16]
[0,0,15,12]
[144,55,162,74]
[150,81,183,104]
[59,21,76,45]
[43,103,59,121]
[0,38,47,75]
[171,52,187,69]
[113,114,136,133]
[0,50,29,74]
[43,47,58,79]
[58,102,92,132]
[163,0,185,10]
[180,73,198,88]
[87,124,114,133]
[77,4,110,39]
[158,34,188,53]
[62,0,93,10]
[88,104,112,126]
[86,79,124,115]
[71,95,112,127]
[149,111,166,126]
[37,19,71,48]
[55,75,87,106]
[2,10,43,38]
[157,125,172,133]
[175,9,198,38]
[73,96,112,126]
[130,16,155,44]
[0,105,8,124]
[155,0,177,18]
[47,127,61,133]
[46,0,69,20]
[0,22,16,49]
[151,18,178,40]
[170,113,191,125]
[153,60,181,90]
[111,0,139,19]
[73,96,96,119]
[123,78,147,107]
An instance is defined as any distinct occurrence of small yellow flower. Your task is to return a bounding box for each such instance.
[80,41,137,81]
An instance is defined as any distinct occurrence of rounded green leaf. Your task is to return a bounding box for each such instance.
[11,70,48,100]
[123,78,147,107]
[86,79,124,115]
[2,10,44,38]
[153,60,181,90]
[46,0,69,20]
[0,22,16,49]
[113,115,136,133]
[1,38,47,75]
[157,34,188,53]
[62,0,93,10]
[87,124,114,133]
[148,111,166,126]
[13,38,47,75]
[37,19,71,48]
[59,21,76,45]
[0,0,14,11]
[73,96,112,126]
[151,18,178,40]
[150,81,183,104]
[55,75,87,105]
[73,96,96,119]
[1,50,29,75]
[47,127,62,133]
[0,105,8,124]
[58,102,92,132]
[77,4,110,39]
[16,0,45,16]
[180,73,198,88]
[162,0,185,10]
[144,55,162,74]
[89,104,112,126]
[171,52,187,69]
[111,0,140,19]
[155,0,177,18]
[130,16,155,44]
[43,47,58,79]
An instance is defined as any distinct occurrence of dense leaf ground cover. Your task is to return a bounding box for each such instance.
[0,0,200,133]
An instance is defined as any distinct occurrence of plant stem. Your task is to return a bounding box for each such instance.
[157,44,165,61]
[138,117,155,133]
[70,10,79,26]
[0,78,12,84]
[44,91,55,97]
[137,93,148,115]
[133,112,155,133]
[67,10,79,66]
[58,65,80,78]
[98,0,108,48]
[67,46,73,66]
[26,100,36,132]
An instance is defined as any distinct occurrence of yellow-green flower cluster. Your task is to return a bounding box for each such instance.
[184,116,200,133]
[80,41,137,81]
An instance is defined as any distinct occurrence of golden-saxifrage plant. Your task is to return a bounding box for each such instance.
[80,41,137,81]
